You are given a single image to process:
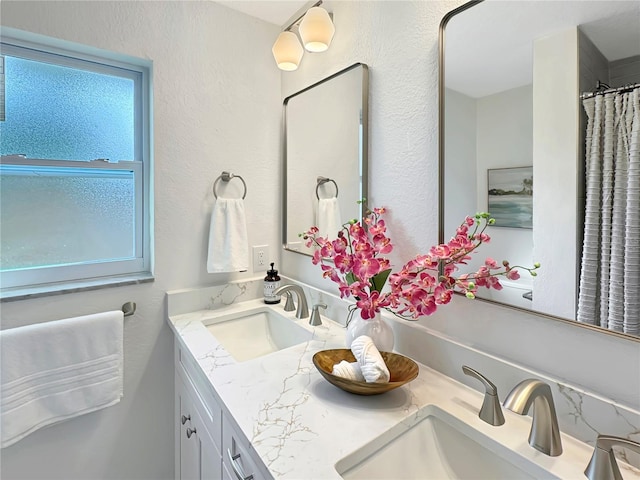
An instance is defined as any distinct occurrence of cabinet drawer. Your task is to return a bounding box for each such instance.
[175,339,222,408]
[221,462,234,480]
[222,415,269,480]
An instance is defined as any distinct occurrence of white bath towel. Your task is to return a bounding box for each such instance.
[1,311,124,448]
[350,335,390,383]
[317,197,343,239]
[207,198,249,273]
[331,360,365,382]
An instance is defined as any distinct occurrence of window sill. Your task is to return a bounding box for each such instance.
[0,273,154,302]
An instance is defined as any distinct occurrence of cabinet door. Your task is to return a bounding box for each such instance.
[177,374,201,480]
[176,371,223,480]
[197,410,221,480]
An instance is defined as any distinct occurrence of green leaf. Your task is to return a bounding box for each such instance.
[346,272,358,285]
[370,268,392,292]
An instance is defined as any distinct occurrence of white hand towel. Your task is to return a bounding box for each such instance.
[207,198,249,273]
[331,360,365,382]
[1,311,124,448]
[350,335,390,383]
[317,197,343,239]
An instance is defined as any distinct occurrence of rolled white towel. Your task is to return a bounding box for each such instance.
[350,335,390,383]
[331,360,365,382]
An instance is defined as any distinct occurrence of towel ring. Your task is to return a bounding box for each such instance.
[213,171,247,199]
[316,176,339,200]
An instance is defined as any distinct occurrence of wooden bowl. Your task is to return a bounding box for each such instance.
[312,349,419,396]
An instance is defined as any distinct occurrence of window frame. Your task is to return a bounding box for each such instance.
[0,32,152,298]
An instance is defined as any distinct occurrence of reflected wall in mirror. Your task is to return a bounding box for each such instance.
[441,1,640,337]
[283,63,368,256]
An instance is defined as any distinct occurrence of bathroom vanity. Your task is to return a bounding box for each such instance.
[167,282,640,479]
[174,328,267,480]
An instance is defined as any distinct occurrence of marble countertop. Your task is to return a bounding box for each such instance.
[168,298,635,480]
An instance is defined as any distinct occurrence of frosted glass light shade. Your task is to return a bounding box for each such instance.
[299,7,335,53]
[272,31,304,71]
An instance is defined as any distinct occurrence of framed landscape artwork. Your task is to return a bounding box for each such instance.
[487,166,533,229]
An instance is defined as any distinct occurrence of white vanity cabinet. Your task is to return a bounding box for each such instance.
[174,339,269,480]
[175,340,224,480]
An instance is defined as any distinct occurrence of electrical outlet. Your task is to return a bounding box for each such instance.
[252,245,269,272]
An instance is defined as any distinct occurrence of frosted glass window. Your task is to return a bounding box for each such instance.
[0,55,135,161]
[0,35,151,295]
[1,165,135,270]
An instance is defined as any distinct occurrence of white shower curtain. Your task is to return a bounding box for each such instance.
[577,87,640,335]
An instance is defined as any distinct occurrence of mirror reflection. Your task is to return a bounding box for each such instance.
[283,63,368,256]
[442,1,640,336]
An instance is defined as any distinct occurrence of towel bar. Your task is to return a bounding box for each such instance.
[316,176,339,199]
[213,171,247,199]
[122,302,136,317]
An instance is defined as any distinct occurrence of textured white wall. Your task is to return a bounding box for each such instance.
[0,2,280,479]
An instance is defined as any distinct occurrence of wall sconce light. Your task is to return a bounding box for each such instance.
[272,31,304,71]
[299,6,335,53]
[271,1,335,71]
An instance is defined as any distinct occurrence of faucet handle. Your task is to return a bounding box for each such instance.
[585,435,640,480]
[283,291,296,312]
[462,365,505,426]
[310,303,327,326]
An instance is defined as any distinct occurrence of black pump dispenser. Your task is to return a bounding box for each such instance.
[263,262,281,304]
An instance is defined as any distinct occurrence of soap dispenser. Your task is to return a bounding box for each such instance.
[263,263,281,304]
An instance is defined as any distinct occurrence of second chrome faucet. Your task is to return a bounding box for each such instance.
[503,379,563,456]
[273,284,309,319]
[462,366,563,457]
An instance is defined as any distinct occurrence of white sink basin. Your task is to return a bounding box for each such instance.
[336,405,556,480]
[203,307,313,362]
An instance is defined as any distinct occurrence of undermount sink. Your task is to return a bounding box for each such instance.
[203,307,313,362]
[336,405,555,480]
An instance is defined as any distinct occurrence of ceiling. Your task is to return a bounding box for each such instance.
[215,1,311,26]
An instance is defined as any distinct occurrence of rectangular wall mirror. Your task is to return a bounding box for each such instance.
[283,63,368,256]
[440,0,640,339]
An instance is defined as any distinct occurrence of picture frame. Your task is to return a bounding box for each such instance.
[487,166,533,229]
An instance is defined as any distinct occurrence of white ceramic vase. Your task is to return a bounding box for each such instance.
[345,310,395,352]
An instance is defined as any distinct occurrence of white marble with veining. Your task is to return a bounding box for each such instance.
[167,288,640,480]
[167,279,263,317]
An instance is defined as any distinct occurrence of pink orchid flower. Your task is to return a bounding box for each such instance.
[303,208,539,321]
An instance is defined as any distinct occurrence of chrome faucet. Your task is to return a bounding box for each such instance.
[585,435,640,480]
[462,365,505,426]
[273,284,309,319]
[503,379,563,456]
[309,303,327,326]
